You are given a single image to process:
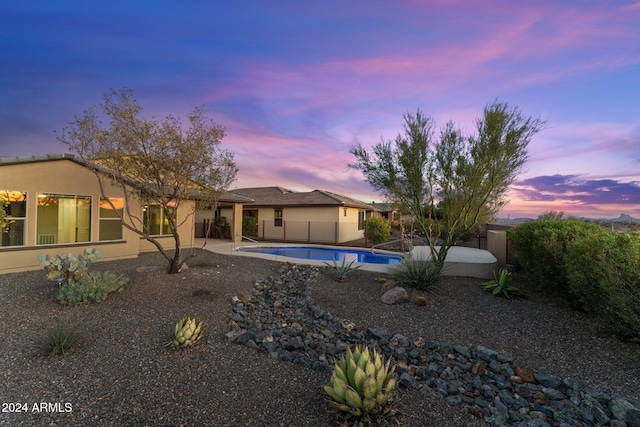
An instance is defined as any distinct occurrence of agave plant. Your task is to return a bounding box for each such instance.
[168,316,204,349]
[324,345,396,422]
[480,268,526,299]
[323,256,362,282]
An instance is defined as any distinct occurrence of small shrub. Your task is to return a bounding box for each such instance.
[56,271,128,305]
[323,257,362,282]
[324,345,396,423]
[480,269,526,299]
[213,216,228,238]
[566,231,640,342]
[364,217,391,246]
[34,319,83,356]
[390,257,441,292]
[242,216,257,236]
[507,219,603,299]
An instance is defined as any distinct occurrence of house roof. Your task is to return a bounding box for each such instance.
[231,186,377,210]
[0,154,252,204]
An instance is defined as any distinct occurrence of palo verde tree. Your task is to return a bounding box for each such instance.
[56,88,238,274]
[349,100,545,268]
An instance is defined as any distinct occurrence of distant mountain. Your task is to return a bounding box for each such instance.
[493,213,640,225]
[611,213,640,224]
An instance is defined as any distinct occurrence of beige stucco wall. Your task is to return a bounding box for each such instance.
[0,159,143,273]
[242,205,366,243]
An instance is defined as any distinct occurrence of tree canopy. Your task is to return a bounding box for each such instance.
[56,88,238,273]
[349,100,545,266]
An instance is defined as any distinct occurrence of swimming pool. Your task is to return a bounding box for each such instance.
[237,246,404,265]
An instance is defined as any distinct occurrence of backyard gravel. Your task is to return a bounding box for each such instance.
[1,248,639,426]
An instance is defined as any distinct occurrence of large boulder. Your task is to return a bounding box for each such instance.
[381,286,409,305]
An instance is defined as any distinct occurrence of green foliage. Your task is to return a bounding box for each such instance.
[480,269,526,299]
[509,219,640,342]
[390,257,442,292]
[566,231,640,342]
[242,216,258,236]
[168,316,204,348]
[364,216,391,245]
[537,210,564,220]
[323,257,362,282]
[324,345,396,422]
[38,248,101,284]
[56,271,128,305]
[0,194,11,233]
[33,319,83,356]
[213,216,228,238]
[507,219,603,299]
[349,101,544,265]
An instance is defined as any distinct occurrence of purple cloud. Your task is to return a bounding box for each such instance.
[513,174,640,205]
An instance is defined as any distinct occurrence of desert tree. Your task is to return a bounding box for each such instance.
[56,88,238,274]
[349,101,545,268]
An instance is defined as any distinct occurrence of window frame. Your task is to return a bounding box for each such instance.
[1,190,27,247]
[143,203,177,236]
[99,197,124,241]
[36,192,92,245]
[274,208,283,227]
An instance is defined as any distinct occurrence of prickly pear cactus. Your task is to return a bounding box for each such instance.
[38,248,101,284]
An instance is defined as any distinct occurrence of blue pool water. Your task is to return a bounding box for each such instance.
[238,246,403,265]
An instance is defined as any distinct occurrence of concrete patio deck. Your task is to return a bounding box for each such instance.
[195,239,497,279]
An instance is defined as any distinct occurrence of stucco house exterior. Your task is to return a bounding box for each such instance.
[224,187,381,244]
[0,154,245,274]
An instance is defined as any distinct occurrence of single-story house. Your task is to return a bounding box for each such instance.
[0,154,246,274]
[224,186,382,244]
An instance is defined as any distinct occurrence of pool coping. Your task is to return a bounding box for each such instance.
[195,239,497,278]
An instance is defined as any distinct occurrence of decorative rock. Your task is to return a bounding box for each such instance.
[379,280,395,295]
[415,296,428,306]
[226,263,640,427]
[610,398,638,422]
[534,373,562,389]
[514,366,536,384]
[476,345,499,362]
[399,372,419,389]
[380,286,409,305]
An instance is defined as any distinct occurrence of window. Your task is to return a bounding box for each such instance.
[143,204,176,236]
[274,209,283,227]
[99,198,124,241]
[37,193,91,245]
[1,190,26,247]
[358,211,365,230]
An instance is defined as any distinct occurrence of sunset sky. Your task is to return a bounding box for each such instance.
[1,1,639,219]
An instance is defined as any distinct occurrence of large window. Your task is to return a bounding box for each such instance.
[143,204,176,236]
[1,190,26,247]
[274,209,283,227]
[99,197,124,241]
[37,193,91,245]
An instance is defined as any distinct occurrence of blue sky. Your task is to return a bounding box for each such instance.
[1,1,639,218]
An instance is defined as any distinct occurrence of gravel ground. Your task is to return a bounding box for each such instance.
[1,249,639,426]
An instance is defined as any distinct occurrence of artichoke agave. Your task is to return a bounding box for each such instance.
[324,345,396,421]
[168,317,204,348]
